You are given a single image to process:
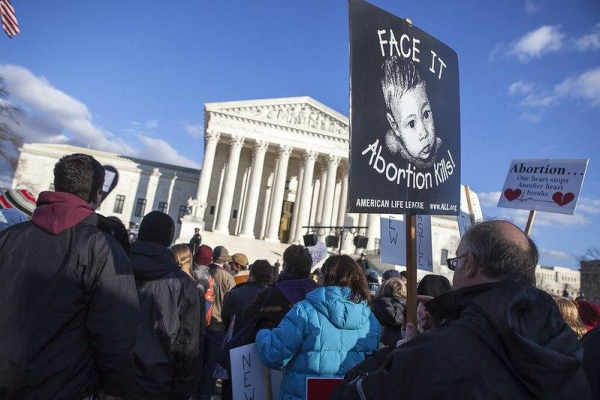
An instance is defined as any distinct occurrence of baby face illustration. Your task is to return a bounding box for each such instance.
[386,82,436,162]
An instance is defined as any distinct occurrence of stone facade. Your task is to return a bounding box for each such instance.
[12,143,199,238]
[581,260,600,303]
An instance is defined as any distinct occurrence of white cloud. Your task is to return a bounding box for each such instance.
[137,135,200,169]
[524,0,541,14]
[575,23,600,51]
[554,66,600,107]
[510,66,600,120]
[0,64,199,173]
[185,123,204,138]
[0,64,135,154]
[520,111,543,123]
[477,191,501,208]
[508,80,534,95]
[540,248,571,260]
[507,25,564,61]
[578,197,600,215]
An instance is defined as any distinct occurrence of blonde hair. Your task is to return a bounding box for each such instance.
[375,277,407,300]
[555,297,587,340]
[171,244,194,280]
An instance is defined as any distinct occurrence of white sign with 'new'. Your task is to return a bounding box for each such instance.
[380,215,433,271]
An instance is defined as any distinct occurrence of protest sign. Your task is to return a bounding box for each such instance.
[231,343,282,400]
[100,165,119,204]
[380,215,405,265]
[306,377,344,400]
[380,214,432,271]
[498,159,588,215]
[458,185,483,237]
[348,0,461,216]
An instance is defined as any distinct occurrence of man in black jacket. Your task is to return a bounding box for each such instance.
[336,220,591,399]
[129,211,201,399]
[0,153,139,399]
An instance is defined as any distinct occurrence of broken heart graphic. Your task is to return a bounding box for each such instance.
[552,192,575,206]
[504,188,521,202]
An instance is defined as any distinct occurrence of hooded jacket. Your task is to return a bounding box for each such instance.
[129,241,201,400]
[256,286,380,400]
[0,191,139,399]
[241,273,316,334]
[371,295,406,347]
[336,282,591,400]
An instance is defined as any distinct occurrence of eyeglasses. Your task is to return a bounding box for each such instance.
[446,254,468,271]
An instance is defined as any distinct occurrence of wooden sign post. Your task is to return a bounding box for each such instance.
[524,210,536,237]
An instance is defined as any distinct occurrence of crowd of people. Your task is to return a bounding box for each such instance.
[0,152,598,400]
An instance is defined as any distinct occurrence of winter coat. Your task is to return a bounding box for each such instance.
[221,280,266,334]
[371,295,406,347]
[129,241,201,400]
[256,286,380,400]
[335,282,591,400]
[207,263,236,331]
[0,191,139,399]
[582,325,600,399]
[242,273,316,334]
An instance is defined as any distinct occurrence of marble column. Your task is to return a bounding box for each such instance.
[292,150,318,243]
[318,155,340,240]
[195,130,221,219]
[337,166,349,226]
[166,173,178,215]
[214,135,245,234]
[358,213,369,235]
[289,163,305,243]
[315,166,327,225]
[265,145,293,242]
[240,140,270,238]
[367,213,380,251]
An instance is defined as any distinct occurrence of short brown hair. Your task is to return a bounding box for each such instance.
[321,255,370,303]
[54,153,105,203]
[375,277,406,299]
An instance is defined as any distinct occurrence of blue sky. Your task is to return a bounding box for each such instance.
[0,0,598,267]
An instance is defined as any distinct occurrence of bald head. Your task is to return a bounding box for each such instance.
[460,219,538,286]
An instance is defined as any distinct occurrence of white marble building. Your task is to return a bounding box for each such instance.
[12,143,199,238]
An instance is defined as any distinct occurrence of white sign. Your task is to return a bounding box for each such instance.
[498,159,588,215]
[103,169,116,192]
[230,343,283,400]
[415,215,433,272]
[380,215,433,271]
[380,215,406,266]
[458,185,484,237]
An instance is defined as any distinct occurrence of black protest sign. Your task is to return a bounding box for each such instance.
[348,0,461,215]
[100,165,119,204]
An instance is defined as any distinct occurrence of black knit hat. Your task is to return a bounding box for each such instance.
[138,211,175,247]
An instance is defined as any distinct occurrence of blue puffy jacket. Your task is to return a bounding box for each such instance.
[255,286,380,400]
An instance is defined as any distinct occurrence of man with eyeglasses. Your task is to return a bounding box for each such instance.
[335,220,591,399]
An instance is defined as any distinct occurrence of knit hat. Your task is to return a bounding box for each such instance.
[232,253,249,268]
[194,244,213,266]
[137,211,175,247]
[0,189,37,218]
[213,245,232,263]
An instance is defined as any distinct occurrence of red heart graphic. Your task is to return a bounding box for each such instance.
[504,188,521,202]
[552,192,575,206]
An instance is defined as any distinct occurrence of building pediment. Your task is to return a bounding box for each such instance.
[205,97,349,138]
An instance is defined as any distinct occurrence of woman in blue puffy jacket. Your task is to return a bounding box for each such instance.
[255,255,380,400]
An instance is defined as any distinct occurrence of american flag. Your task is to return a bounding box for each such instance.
[0,0,19,38]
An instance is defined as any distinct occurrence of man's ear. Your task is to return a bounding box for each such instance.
[91,189,102,209]
[465,252,478,279]
[386,112,400,135]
